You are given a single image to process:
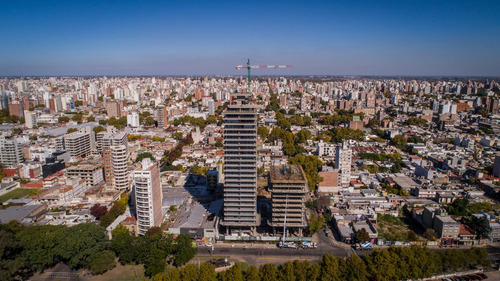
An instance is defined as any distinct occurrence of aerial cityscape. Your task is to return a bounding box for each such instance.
[1,1,499,281]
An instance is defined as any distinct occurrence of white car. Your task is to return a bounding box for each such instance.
[205,243,214,247]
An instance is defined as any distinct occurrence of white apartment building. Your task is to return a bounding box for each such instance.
[133,158,162,235]
[317,140,335,157]
[103,145,129,190]
[335,141,352,187]
[96,131,127,153]
[127,111,140,127]
[0,136,24,165]
[24,110,37,129]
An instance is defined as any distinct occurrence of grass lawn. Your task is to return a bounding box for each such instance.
[0,188,40,204]
[234,261,249,271]
[90,264,145,281]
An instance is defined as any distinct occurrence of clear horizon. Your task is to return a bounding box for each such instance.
[1,0,499,77]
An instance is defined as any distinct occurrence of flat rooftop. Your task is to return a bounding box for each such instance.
[270,165,307,183]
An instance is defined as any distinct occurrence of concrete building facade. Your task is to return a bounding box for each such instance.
[268,165,308,236]
[222,92,258,234]
[0,136,24,166]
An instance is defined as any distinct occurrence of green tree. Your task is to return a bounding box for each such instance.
[0,227,25,281]
[144,247,166,277]
[88,250,116,275]
[180,264,199,281]
[341,255,367,281]
[206,115,217,124]
[259,264,278,281]
[93,125,106,134]
[303,116,312,126]
[447,198,469,216]
[278,262,296,281]
[87,116,96,122]
[58,116,70,123]
[136,152,155,163]
[215,139,223,148]
[258,126,269,139]
[173,234,197,267]
[289,155,323,191]
[66,128,78,134]
[391,135,407,150]
[356,228,370,242]
[466,216,491,239]
[226,263,243,281]
[144,116,156,126]
[295,129,311,143]
[172,132,183,140]
[319,254,341,281]
[111,226,137,265]
[71,114,83,123]
[244,265,260,281]
[267,127,285,143]
[308,214,326,234]
[199,263,217,281]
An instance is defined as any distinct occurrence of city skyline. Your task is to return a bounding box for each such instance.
[1,0,500,77]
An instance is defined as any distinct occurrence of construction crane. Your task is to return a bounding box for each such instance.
[235,59,292,92]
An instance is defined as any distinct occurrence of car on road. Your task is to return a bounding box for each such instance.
[205,243,214,247]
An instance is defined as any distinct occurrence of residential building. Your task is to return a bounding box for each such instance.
[127,111,140,127]
[335,141,352,187]
[222,92,258,234]
[103,145,129,190]
[8,103,24,118]
[66,164,104,188]
[24,110,36,129]
[317,140,335,157]
[0,136,24,165]
[133,158,162,235]
[65,132,92,158]
[96,131,127,153]
[106,100,122,118]
[156,105,168,129]
[268,165,308,236]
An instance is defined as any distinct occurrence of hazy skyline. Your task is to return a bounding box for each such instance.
[1,0,500,77]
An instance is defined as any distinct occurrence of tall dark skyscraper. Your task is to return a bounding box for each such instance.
[222,92,258,235]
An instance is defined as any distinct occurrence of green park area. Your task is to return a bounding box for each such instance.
[0,188,41,204]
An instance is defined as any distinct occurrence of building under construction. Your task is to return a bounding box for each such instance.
[268,165,308,236]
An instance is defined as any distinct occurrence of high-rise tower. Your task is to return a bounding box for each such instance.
[222,92,258,234]
[335,141,352,187]
[133,158,162,235]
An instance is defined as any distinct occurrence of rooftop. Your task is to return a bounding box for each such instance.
[269,165,307,183]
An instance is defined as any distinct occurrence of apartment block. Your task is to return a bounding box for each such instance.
[268,165,308,236]
[133,158,162,235]
[222,92,258,234]
[65,132,92,158]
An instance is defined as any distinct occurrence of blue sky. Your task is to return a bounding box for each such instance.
[1,0,499,76]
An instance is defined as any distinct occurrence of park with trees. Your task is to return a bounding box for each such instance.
[151,246,490,281]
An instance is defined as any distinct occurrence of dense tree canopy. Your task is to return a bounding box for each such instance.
[288,155,323,191]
